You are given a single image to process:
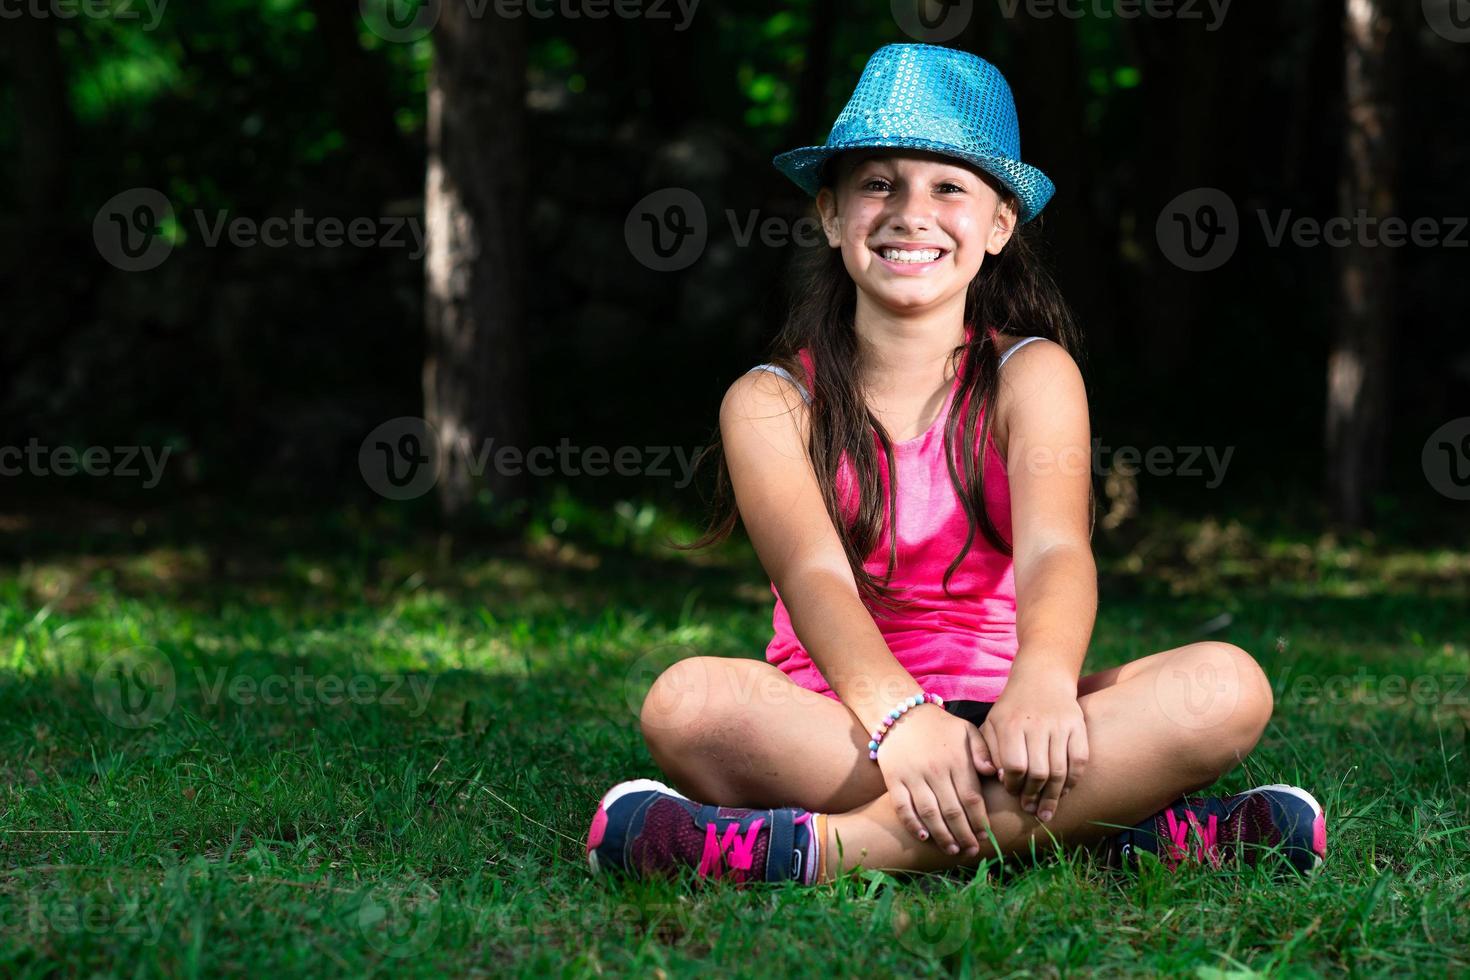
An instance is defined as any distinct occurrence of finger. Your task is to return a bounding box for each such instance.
[911,781,957,854]
[969,725,997,776]
[951,766,991,859]
[1037,730,1068,822]
[890,782,930,843]
[1000,726,1028,797]
[1021,730,1050,813]
[936,770,980,858]
[980,722,1005,782]
[1066,722,1090,793]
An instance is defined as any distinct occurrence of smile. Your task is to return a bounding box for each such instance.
[871,245,949,273]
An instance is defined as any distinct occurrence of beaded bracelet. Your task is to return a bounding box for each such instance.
[868,692,945,761]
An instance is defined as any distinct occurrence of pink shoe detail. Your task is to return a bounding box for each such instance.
[587,805,609,852]
[1312,812,1327,859]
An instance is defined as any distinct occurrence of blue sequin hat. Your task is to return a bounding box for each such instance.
[772,43,1054,223]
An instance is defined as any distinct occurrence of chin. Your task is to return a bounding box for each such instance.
[866,283,949,310]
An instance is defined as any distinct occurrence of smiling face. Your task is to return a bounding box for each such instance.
[814,149,1018,319]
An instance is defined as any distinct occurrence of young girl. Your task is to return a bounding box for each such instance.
[586,43,1326,886]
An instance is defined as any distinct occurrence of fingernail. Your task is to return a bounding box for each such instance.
[918,829,928,840]
[997,769,1004,779]
[947,844,959,855]
[1025,801,1036,813]
[1039,810,1053,822]
[966,846,979,857]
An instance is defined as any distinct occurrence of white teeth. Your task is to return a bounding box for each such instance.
[879,247,942,263]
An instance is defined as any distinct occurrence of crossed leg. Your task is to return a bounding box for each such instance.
[640,641,1274,880]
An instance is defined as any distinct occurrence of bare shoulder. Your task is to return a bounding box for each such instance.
[990,336,1088,458]
[719,367,813,447]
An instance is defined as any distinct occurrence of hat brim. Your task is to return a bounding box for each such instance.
[772,138,1055,223]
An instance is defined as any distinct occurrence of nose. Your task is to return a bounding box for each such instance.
[884,183,933,236]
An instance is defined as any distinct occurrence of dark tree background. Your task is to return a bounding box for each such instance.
[1,0,1466,540]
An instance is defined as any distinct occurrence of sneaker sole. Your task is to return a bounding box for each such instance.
[586,778,691,875]
[1246,783,1326,871]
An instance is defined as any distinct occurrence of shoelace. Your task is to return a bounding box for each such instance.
[698,818,764,881]
[695,810,812,882]
[1162,808,1222,869]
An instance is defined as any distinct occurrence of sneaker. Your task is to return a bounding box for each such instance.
[1104,783,1327,875]
[585,778,820,886]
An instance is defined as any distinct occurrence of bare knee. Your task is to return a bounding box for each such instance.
[1163,642,1273,779]
[639,656,756,796]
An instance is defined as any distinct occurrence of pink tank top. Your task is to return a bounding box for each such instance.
[757,328,1042,705]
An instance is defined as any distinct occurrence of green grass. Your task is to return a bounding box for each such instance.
[1,492,1468,977]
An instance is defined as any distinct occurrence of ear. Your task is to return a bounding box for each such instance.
[986,197,1019,255]
[815,188,843,248]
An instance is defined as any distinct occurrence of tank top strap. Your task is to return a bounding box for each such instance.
[746,362,812,404]
[998,335,1045,368]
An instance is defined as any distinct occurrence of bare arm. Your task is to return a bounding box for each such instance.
[718,369,923,734]
[1002,339,1098,686]
[973,337,1098,823]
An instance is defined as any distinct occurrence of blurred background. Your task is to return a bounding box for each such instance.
[1,0,1467,555]
[2,5,1468,973]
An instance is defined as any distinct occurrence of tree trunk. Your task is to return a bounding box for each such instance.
[0,12,73,345]
[423,10,528,520]
[1325,0,1404,528]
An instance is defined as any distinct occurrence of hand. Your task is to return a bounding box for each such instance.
[972,671,1089,823]
[873,702,994,857]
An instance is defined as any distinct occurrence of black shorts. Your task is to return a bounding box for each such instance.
[943,699,994,727]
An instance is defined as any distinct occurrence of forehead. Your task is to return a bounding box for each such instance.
[841,149,981,175]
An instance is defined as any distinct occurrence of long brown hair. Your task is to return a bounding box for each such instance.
[676,158,1092,619]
